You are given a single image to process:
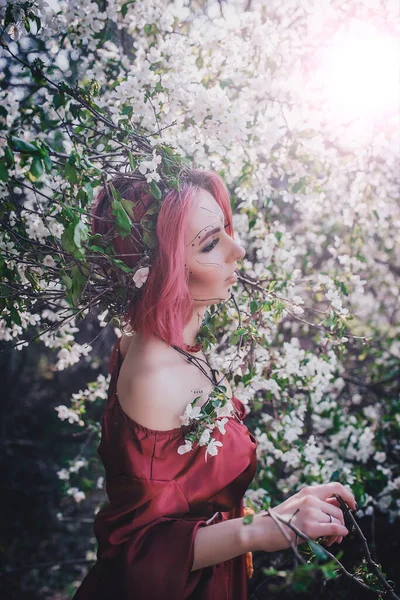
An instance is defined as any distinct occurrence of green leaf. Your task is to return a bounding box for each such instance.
[110,258,132,273]
[120,0,137,18]
[42,151,53,173]
[25,269,41,290]
[111,199,131,238]
[84,182,93,203]
[145,203,160,216]
[34,15,41,33]
[30,157,44,179]
[53,93,65,109]
[73,221,89,249]
[88,245,104,254]
[62,275,73,290]
[329,470,341,482]
[0,162,9,182]
[4,146,14,168]
[250,300,259,314]
[337,281,349,296]
[69,266,87,306]
[128,151,137,171]
[308,540,328,562]
[121,104,133,117]
[151,180,162,200]
[61,227,75,253]
[10,306,22,326]
[120,198,134,218]
[196,54,204,69]
[61,225,83,258]
[10,136,40,155]
[143,230,157,249]
[65,160,79,184]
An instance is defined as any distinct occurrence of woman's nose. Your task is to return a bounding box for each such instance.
[233,240,246,261]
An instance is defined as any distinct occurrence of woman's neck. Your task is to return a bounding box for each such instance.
[183,306,207,347]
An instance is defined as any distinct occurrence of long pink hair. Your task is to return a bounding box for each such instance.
[92,169,234,349]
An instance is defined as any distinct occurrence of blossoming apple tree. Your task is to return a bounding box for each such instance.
[1,0,399,592]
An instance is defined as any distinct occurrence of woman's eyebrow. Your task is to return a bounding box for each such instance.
[186,224,221,247]
[187,211,225,246]
[199,225,222,244]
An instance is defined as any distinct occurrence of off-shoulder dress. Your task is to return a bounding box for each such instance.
[73,338,257,600]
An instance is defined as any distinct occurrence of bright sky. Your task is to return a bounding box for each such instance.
[315,19,400,120]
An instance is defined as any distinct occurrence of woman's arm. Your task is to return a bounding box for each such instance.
[192,482,356,571]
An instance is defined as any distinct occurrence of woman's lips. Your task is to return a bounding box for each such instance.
[225,272,238,283]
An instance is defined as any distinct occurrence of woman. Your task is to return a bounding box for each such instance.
[73,169,355,599]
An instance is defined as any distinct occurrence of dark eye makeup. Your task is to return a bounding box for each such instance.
[202,223,230,253]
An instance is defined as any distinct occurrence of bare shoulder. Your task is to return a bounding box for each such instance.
[116,336,200,431]
[120,365,187,431]
[116,333,233,431]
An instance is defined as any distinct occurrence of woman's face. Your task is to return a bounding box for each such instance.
[184,189,246,305]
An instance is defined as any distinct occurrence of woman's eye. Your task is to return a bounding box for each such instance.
[202,238,220,253]
[201,223,230,253]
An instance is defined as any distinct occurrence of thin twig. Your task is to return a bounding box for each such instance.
[270,509,400,599]
[265,508,306,564]
[334,495,399,599]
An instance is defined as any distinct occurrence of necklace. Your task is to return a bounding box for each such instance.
[171,344,241,420]
[172,344,220,387]
[184,342,202,353]
[169,343,242,459]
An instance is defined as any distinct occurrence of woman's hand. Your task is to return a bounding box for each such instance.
[247,482,356,553]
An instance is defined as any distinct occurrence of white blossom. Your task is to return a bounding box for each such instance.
[177,439,193,455]
[138,151,161,183]
[303,435,321,464]
[179,403,202,426]
[215,417,228,435]
[215,400,235,418]
[69,459,88,473]
[199,428,212,447]
[67,487,86,503]
[98,308,109,327]
[132,266,150,289]
[54,405,80,424]
[205,438,223,459]
[374,451,387,464]
[43,255,56,268]
[57,468,70,480]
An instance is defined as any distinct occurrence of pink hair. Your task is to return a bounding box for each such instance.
[92,170,234,349]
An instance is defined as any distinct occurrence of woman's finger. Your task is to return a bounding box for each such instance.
[301,482,356,511]
[308,497,345,525]
[314,522,349,538]
[322,533,343,547]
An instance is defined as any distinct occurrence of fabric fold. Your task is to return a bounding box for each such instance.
[73,338,257,599]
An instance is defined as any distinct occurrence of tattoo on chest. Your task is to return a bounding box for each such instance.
[192,389,204,395]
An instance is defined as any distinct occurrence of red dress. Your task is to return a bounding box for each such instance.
[73,339,257,600]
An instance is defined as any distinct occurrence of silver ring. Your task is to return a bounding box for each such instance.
[328,513,333,523]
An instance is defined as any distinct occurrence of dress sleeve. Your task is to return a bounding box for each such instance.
[91,476,212,599]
